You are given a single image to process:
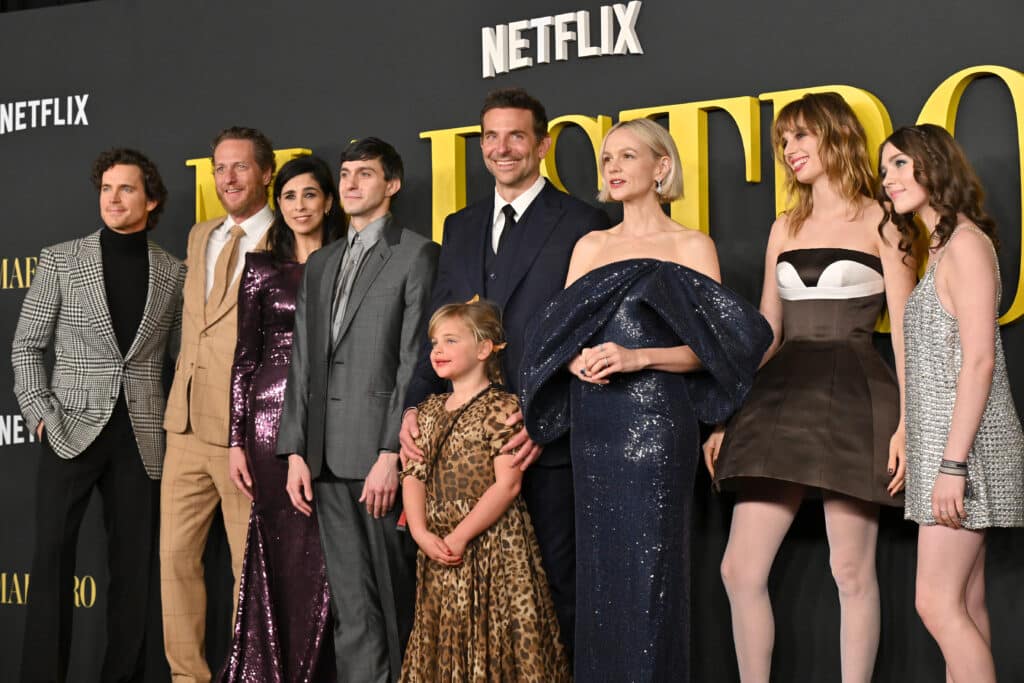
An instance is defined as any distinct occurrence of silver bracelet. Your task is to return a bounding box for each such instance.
[938,465,967,477]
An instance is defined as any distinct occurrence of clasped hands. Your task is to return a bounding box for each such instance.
[412,527,466,567]
[569,342,642,385]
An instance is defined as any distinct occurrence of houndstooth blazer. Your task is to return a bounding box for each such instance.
[11,229,185,479]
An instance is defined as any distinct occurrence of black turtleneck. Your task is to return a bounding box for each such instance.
[100,227,149,355]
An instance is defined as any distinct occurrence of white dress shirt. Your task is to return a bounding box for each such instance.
[490,175,546,253]
[204,205,275,299]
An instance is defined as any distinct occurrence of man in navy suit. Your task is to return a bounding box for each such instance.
[399,87,610,658]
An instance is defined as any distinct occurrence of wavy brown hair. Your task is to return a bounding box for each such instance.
[428,300,506,384]
[876,125,997,258]
[773,92,874,233]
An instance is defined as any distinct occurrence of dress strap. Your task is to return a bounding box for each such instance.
[931,223,1001,305]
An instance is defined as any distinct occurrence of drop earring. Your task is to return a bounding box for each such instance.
[655,178,663,195]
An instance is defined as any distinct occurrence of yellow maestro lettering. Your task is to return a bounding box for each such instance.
[186,148,311,223]
[619,97,762,234]
[1,256,37,290]
[1,572,29,604]
[542,114,613,196]
[419,125,481,245]
[917,65,1024,325]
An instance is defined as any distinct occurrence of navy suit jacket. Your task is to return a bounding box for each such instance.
[404,180,610,467]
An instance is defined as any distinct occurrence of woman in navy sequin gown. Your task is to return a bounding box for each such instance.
[521,120,771,682]
[220,156,343,683]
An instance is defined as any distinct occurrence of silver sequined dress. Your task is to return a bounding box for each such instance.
[903,227,1024,528]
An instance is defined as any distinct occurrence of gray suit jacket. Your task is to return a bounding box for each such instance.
[11,230,186,479]
[277,217,438,479]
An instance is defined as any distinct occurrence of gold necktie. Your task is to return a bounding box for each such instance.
[207,224,245,314]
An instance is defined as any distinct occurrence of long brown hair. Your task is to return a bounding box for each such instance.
[428,300,507,384]
[773,92,874,233]
[875,124,997,258]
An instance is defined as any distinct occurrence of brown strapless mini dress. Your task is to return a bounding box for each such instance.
[714,247,903,506]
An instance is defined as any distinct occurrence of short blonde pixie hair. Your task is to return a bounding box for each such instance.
[597,118,684,203]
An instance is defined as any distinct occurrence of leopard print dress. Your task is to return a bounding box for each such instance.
[399,387,570,682]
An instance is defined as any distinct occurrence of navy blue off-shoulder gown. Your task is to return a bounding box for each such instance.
[521,259,771,682]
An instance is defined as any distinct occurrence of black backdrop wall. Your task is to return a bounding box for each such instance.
[1,1,1022,681]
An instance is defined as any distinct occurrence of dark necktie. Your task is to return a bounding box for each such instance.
[496,204,517,255]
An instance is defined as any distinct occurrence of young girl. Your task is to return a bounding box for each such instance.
[399,300,569,682]
[879,124,1024,683]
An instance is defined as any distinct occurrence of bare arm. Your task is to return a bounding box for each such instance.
[936,230,998,464]
[878,219,917,494]
[401,434,460,566]
[443,452,523,557]
[757,217,788,365]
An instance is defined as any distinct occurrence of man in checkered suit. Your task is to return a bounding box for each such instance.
[11,148,185,683]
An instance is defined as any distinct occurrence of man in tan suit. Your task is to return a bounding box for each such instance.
[160,126,275,682]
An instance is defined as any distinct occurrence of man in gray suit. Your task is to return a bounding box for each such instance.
[279,137,438,682]
[12,148,185,682]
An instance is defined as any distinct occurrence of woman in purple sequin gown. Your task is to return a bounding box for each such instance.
[220,156,343,683]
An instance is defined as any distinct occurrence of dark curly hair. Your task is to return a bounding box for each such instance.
[876,124,997,258]
[480,87,548,140]
[268,155,344,262]
[90,148,167,231]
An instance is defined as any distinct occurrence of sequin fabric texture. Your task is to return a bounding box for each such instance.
[522,259,771,682]
[220,252,335,682]
[903,227,1024,528]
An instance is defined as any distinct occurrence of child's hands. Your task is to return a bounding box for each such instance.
[417,531,461,566]
[443,531,468,559]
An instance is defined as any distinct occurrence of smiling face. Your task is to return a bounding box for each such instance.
[429,316,492,383]
[99,164,158,234]
[277,172,329,239]
[880,142,930,214]
[480,107,551,200]
[600,127,669,203]
[213,138,272,222]
[780,119,824,185]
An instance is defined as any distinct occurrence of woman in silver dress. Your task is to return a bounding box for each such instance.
[878,124,1024,683]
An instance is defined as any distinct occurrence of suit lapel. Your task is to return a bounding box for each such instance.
[125,243,172,361]
[332,222,398,350]
[320,238,348,352]
[464,202,490,297]
[70,231,120,359]
[190,221,219,328]
[204,229,270,329]
[498,183,563,308]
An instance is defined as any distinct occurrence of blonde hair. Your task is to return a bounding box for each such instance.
[597,118,684,203]
[428,300,506,384]
[773,92,874,234]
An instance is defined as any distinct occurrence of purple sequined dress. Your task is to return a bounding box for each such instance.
[220,252,335,683]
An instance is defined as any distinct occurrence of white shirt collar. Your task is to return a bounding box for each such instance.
[221,204,274,236]
[491,175,546,227]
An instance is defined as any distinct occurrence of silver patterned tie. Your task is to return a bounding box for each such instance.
[331,234,365,345]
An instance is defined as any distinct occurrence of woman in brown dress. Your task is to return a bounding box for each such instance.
[400,301,569,682]
[702,93,917,682]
